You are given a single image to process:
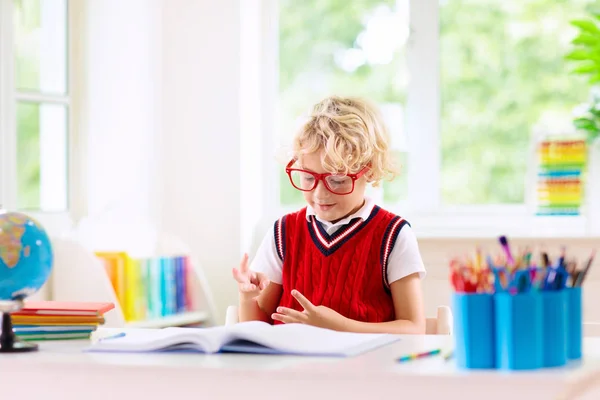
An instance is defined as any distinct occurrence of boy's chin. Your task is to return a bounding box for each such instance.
[314,207,345,222]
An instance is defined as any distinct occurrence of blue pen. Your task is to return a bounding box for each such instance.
[557,247,566,269]
[513,270,531,293]
[542,262,569,291]
[488,256,506,292]
[553,265,569,290]
[542,267,555,291]
[99,332,126,341]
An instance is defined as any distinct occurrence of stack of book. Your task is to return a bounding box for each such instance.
[11,301,115,341]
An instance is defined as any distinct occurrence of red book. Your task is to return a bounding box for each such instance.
[14,301,115,317]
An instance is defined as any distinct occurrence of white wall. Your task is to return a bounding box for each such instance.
[82,0,162,245]
[159,0,244,324]
[79,0,249,323]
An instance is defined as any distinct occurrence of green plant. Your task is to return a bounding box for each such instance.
[565,17,600,143]
[571,89,600,143]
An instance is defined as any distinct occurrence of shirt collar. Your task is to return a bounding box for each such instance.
[305,197,375,226]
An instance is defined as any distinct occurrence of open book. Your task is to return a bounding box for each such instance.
[87,321,400,357]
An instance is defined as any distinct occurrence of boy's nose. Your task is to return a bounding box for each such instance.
[314,180,330,197]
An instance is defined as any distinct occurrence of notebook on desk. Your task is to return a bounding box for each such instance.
[86,321,400,357]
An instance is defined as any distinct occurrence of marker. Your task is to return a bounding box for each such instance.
[558,246,566,269]
[397,348,441,362]
[498,236,514,267]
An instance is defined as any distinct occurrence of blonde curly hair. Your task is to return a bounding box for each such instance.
[292,96,398,187]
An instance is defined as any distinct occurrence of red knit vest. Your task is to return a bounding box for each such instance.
[273,205,408,324]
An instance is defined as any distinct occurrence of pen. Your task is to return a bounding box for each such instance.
[558,246,566,269]
[99,332,126,341]
[515,270,531,293]
[397,348,441,362]
[488,255,506,292]
[575,250,596,287]
[541,252,550,269]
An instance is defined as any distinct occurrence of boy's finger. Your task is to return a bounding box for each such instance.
[232,268,248,284]
[239,253,249,273]
[240,283,257,292]
[271,313,298,324]
[291,290,314,312]
[259,278,270,290]
[276,306,306,321]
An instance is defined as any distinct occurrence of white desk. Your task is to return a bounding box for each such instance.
[2,334,600,400]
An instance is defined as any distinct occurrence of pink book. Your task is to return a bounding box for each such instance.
[14,301,115,316]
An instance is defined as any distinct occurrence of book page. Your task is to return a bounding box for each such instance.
[228,322,400,357]
[87,326,229,353]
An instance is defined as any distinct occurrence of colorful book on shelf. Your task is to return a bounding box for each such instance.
[95,252,128,311]
[95,251,200,324]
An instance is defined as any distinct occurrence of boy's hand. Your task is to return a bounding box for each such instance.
[271,290,349,331]
[232,253,270,301]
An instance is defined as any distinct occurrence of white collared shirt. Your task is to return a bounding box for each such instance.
[250,198,426,285]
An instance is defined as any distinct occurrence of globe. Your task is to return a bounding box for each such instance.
[0,211,53,301]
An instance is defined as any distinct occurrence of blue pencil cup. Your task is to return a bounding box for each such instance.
[494,292,543,370]
[566,287,583,360]
[452,293,495,369]
[541,291,567,367]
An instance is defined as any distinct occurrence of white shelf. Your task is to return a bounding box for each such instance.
[49,236,218,329]
[125,311,209,328]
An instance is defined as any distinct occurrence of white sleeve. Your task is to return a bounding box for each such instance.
[386,224,426,284]
[249,226,283,284]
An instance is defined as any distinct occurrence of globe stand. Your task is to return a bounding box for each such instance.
[0,300,38,353]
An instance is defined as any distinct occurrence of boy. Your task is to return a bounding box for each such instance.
[232,96,426,334]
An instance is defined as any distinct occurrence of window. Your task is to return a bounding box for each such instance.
[271,0,597,236]
[440,0,594,205]
[0,0,70,212]
[277,0,410,208]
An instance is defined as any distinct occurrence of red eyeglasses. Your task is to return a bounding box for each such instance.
[285,159,368,195]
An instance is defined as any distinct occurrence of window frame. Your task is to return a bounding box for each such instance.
[0,0,83,234]
[264,0,592,239]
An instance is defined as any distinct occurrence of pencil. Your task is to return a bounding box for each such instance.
[575,250,596,286]
[444,350,454,361]
[397,348,441,362]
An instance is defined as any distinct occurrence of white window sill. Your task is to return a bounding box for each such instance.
[384,204,594,240]
[408,213,590,239]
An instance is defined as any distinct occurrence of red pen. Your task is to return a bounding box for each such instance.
[451,269,465,292]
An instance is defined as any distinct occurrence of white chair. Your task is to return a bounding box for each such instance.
[225,304,453,335]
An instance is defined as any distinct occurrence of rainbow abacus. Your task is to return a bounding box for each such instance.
[536,138,587,216]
